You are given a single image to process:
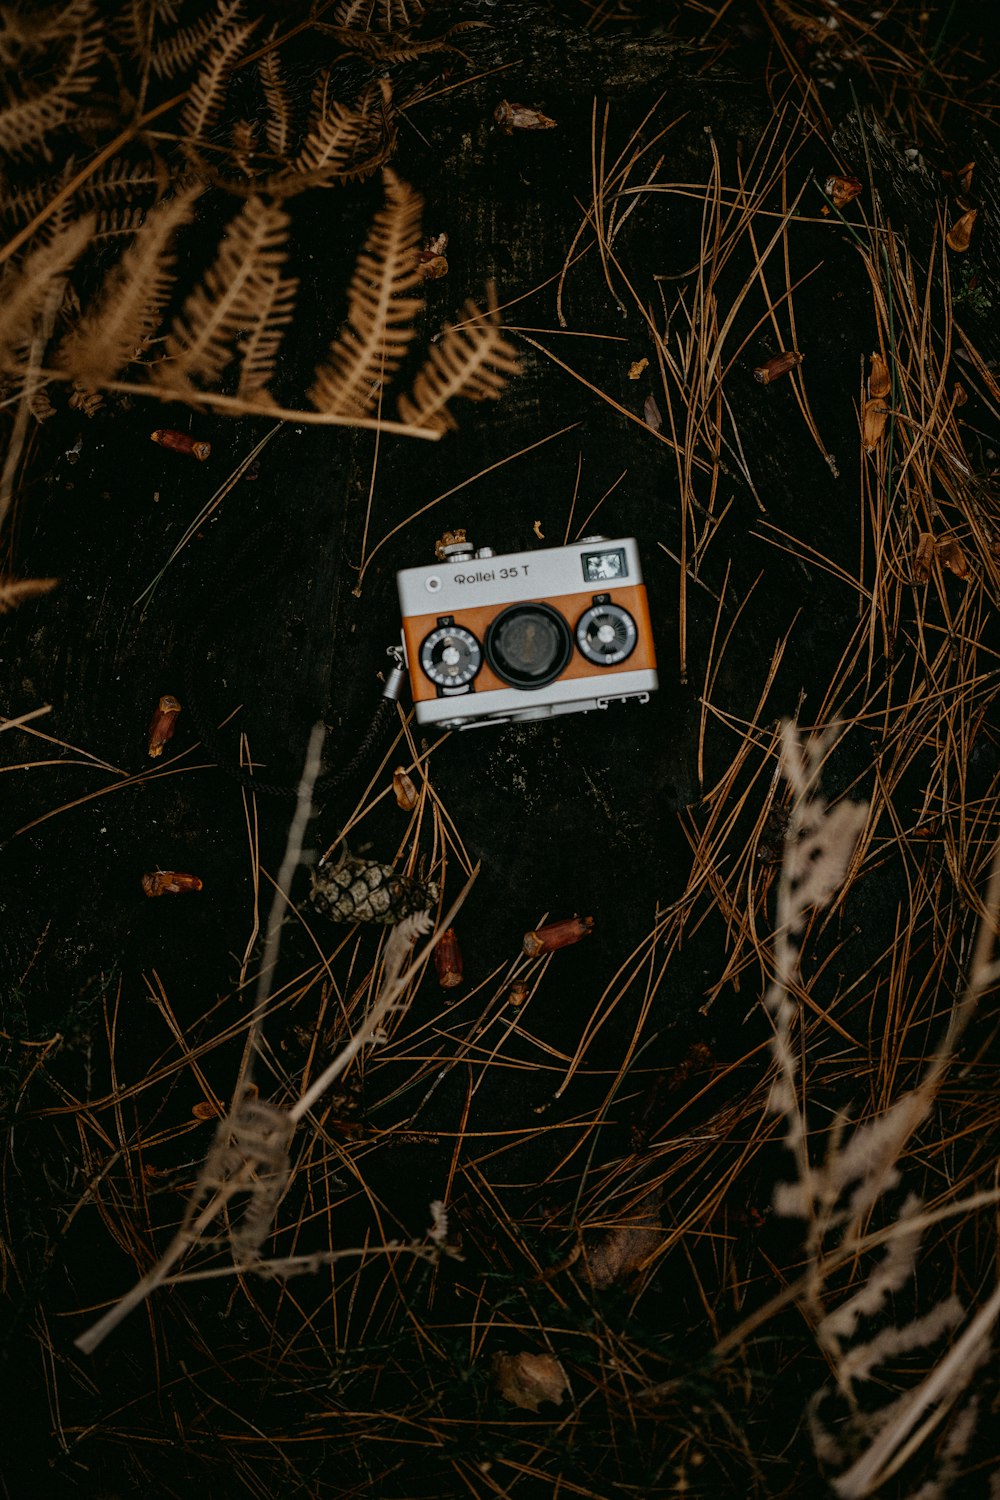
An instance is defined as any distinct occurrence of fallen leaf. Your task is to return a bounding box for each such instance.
[628,358,648,380]
[392,767,418,811]
[493,1351,569,1411]
[913,532,935,584]
[642,394,662,431]
[946,210,977,253]
[585,1225,663,1287]
[494,100,557,134]
[938,536,969,579]
[820,174,862,216]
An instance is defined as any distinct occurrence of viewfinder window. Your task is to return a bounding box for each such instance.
[581,547,628,583]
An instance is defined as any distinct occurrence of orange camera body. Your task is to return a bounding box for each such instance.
[396,535,658,729]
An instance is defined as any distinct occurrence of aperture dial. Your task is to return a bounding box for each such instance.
[419,620,482,690]
[575,598,638,666]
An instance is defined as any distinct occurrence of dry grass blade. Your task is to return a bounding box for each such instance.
[396,283,521,433]
[309,169,424,417]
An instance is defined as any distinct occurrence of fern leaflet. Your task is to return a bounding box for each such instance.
[0,3,103,162]
[397,285,520,433]
[159,198,296,397]
[309,169,424,418]
[58,186,201,386]
[151,0,245,80]
[0,217,93,375]
[258,48,292,157]
[179,17,258,141]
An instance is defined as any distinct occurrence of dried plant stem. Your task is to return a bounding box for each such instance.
[233,722,326,1104]
[289,866,479,1124]
[30,369,441,439]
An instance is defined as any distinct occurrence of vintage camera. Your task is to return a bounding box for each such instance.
[395,532,658,729]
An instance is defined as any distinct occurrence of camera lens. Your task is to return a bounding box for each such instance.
[485,603,572,688]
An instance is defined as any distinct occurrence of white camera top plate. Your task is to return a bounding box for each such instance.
[396,536,646,618]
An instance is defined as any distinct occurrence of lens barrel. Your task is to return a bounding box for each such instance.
[485,603,573,688]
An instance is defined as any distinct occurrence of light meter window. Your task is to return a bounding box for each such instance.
[581,547,628,583]
[485,603,573,689]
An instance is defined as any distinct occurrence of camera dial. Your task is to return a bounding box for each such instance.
[486,602,573,688]
[419,622,482,689]
[575,602,638,665]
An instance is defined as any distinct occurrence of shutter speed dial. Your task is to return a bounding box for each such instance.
[419,623,482,688]
[575,602,638,665]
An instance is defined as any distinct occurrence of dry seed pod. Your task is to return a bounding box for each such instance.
[192,1100,222,1121]
[952,381,968,407]
[862,398,888,451]
[142,870,203,897]
[494,100,557,133]
[913,532,936,584]
[434,928,463,989]
[868,352,890,399]
[753,351,803,385]
[522,915,594,958]
[938,537,970,579]
[310,849,438,925]
[147,694,181,758]
[151,428,211,461]
[507,981,530,1008]
[820,174,862,214]
[392,766,418,811]
[946,210,977,253]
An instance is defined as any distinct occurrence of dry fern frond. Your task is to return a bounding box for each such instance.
[330,0,428,28]
[159,197,296,398]
[0,3,104,162]
[397,284,520,433]
[0,576,58,614]
[92,204,153,242]
[57,187,201,387]
[279,76,394,191]
[0,0,93,64]
[258,47,292,157]
[116,0,183,59]
[314,23,473,63]
[0,217,94,376]
[179,17,258,142]
[309,169,424,417]
[151,0,244,80]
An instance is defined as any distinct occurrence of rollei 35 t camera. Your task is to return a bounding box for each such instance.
[395,532,658,729]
